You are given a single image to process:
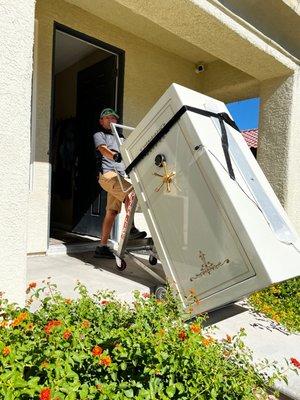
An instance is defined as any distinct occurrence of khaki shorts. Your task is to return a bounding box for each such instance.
[99,171,133,213]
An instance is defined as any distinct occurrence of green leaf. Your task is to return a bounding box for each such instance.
[166,385,176,398]
[124,389,134,398]
[175,382,184,394]
[120,361,127,370]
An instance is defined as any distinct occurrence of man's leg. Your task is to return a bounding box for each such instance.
[124,193,147,240]
[101,209,118,245]
[94,190,120,258]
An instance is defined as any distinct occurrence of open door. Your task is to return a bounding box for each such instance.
[50,26,124,244]
[73,56,118,236]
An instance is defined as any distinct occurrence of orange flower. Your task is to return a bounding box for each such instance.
[2,346,10,356]
[39,387,51,400]
[225,334,232,343]
[0,320,8,328]
[101,300,109,305]
[190,324,201,334]
[29,282,37,289]
[44,320,62,335]
[99,355,112,366]
[92,345,103,357]
[202,336,214,347]
[64,298,72,305]
[11,312,28,327]
[290,358,300,369]
[63,330,72,340]
[178,330,187,341]
[26,282,37,294]
[81,320,91,328]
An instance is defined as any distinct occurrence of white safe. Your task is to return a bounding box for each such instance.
[120,83,300,314]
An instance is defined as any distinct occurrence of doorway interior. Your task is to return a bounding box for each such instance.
[49,24,124,248]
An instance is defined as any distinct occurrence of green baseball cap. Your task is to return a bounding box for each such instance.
[100,108,119,119]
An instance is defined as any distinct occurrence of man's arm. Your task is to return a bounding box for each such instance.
[97,145,122,162]
[97,144,116,160]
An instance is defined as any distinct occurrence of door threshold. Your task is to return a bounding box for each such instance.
[47,239,117,256]
[47,240,99,256]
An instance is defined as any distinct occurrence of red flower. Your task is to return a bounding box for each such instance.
[39,387,51,400]
[178,330,187,341]
[63,330,72,340]
[190,324,201,334]
[92,345,103,357]
[101,300,109,305]
[142,292,150,298]
[29,282,37,289]
[2,346,10,356]
[26,282,37,294]
[44,320,62,335]
[290,358,300,369]
[100,355,112,366]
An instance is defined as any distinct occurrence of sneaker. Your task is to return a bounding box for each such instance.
[129,227,147,240]
[94,245,115,259]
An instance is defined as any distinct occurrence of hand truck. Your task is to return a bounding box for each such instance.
[110,123,166,288]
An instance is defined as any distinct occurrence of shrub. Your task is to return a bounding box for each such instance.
[249,277,300,333]
[0,281,295,399]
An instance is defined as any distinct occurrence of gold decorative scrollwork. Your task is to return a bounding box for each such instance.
[153,161,180,193]
[190,251,230,282]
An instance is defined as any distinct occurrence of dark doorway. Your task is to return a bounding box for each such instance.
[73,56,117,236]
[50,25,124,245]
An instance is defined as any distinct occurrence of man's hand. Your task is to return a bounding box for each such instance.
[113,151,122,163]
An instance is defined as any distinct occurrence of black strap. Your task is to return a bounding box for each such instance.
[125,105,240,180]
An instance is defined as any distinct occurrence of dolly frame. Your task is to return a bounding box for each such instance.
[110,123,166,285]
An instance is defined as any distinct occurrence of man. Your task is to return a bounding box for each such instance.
[93,108,146,259]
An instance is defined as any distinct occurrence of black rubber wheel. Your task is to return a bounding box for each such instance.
[155,286,167,300]
[149,255,157,265]
[116,259,126,271]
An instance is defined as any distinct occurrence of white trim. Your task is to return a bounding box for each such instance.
[29,19,38,191]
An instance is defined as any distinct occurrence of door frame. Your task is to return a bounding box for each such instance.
[48,22,125,247]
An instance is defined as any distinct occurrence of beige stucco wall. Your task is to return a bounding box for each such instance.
[65,0,298,79]
[198,60,259,103]
[217,0,300,59]
[258,71,300,233]
[28,0,207,253]
[0,0,35,303]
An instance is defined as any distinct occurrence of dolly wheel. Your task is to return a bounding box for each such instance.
[116,258,126,271]
[155,286,167,300]
[149,255,157,265]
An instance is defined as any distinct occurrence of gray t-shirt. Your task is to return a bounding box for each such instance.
[93,130,125,176]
